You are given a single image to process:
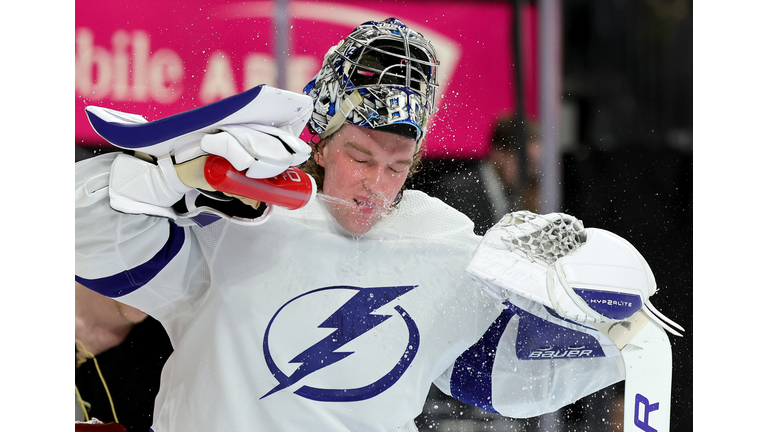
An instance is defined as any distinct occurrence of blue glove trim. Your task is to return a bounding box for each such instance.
[86,85,264,149]
[513,306,606,360]
[572,288,643,320]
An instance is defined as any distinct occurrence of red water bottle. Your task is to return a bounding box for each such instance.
[203,155,316,210]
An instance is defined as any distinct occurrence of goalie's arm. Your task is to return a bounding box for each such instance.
[75,281,148,363]
[75,153,207,319]
[432,306,625,418]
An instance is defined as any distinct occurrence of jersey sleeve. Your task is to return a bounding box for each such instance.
[75,153,211,323]
[433,304,625,418]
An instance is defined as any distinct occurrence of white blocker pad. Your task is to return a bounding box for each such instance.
[85,84,313,160]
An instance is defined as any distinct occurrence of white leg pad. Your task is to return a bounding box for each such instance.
[622,319,673,432]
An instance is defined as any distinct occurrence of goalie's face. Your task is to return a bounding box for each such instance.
[315,125,416,235]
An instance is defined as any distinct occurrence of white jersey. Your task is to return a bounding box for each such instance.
[75,153,624,432]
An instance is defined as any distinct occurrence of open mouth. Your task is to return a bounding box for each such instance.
[317,193,385,217]
[353,197,376,212]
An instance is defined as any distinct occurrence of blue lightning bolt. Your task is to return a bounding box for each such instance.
[262,285,416,399]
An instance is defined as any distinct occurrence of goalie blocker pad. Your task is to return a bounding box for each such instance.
[85,84,313,161]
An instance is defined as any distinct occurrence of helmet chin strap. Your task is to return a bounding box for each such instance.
[320,90,364,139]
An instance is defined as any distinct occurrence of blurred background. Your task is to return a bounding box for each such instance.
[74,1,692,431]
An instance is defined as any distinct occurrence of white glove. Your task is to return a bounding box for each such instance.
[199,124,310,179]
[467,211,683,336]
[106,153,272,226]
[107,153,189,220]
[86,85,313,222]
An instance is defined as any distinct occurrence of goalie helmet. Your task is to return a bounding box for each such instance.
[302,18,439,149]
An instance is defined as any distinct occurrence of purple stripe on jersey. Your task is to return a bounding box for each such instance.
[449,308,515,414]
[76,223,185,298]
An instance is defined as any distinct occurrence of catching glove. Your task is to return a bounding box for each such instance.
[466,211,683,336]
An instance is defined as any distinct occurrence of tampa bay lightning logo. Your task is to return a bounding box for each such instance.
[262,285,420,402]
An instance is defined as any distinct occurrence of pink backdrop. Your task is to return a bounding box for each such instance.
[75,0,538,159]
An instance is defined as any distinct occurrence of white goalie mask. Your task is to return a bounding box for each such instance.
[303,18,439,149]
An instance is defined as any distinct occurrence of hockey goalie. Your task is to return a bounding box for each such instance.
[75,17,684,432]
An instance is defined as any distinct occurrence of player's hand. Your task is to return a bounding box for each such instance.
[75,282,147,365]
[223,192,262,210]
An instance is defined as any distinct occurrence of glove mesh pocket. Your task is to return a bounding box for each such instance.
[498,211,587,265]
